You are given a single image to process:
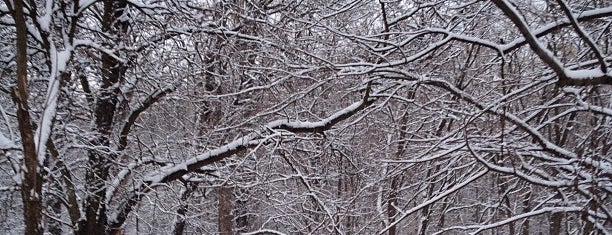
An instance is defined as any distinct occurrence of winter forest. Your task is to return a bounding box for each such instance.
[0,0,611,234]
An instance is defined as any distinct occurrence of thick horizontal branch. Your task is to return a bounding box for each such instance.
[242,229,288,235]
[107,91,376,233]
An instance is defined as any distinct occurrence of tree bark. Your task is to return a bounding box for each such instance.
[549,211,564,235]
[10,0,43,234]
[218,186,233,235]
[520,191,531,235]
[76,1,129,234]
[387,177,398,235]
[235,188,250,233]
[173,183,194,235]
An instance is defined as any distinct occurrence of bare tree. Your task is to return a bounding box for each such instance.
[0,0,610,234]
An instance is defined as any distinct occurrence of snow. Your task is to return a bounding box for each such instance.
[109,98,372,223]
[34,43,74,165]
[12,172,22,185]
[74,39,125,64]
[36,0,54,33]
[379,169,489,234]
[241,229,287,235]
[0,105,14,140]
[14,1,610,232]
[105,162,139,206]
[584,6,612,16]
[77,0,99,15]
[0,132,17,150]
[267,101,363,130]
[469,207,583,234]
[564,68,609,80]
[434,206,583,235]
[502,6,612,52]
[78,0,97,9]
[142,134,257,185]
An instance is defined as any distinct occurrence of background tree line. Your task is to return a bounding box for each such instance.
[0,0,610,234]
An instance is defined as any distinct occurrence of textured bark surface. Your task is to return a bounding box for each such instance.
[11,0,43,234]
[218,186,233,235]
[76,1,128,234]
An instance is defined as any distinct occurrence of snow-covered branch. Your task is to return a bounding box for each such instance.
[494,0,612,86]
[108,90,376,231]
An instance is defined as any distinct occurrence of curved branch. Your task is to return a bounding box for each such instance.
[555,0,608,74]
[242,229,288,235]
[502,6,612,54]
[435,206,583,235]
[379,168,489,235]
[107,91,376,233]
[493,1,612,86]
[492,0,567,80]
[117,85,176,151]
[415,77,612,176]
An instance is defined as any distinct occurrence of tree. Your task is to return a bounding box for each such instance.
[0,0,610,234]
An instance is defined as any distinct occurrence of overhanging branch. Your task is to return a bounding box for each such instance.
[493,0,612,86]
[107,88,376,233]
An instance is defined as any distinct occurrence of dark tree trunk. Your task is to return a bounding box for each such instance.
[549,211,564,235]
[418,167,438,235]
[521,191,531,235]
[219,186,233,235]
[77,1,129,234]
[173,184,194,235]
[387,177,398,235]
[48,196,64,235]
[235,188,250,233]
[10,0,43,234]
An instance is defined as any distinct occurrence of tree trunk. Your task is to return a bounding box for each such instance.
[77,1,129,234]
[47,196,63,235]
[387,177,398,235]
[219,186,233,235]
[173,183,194,235]
[11,0,43,234]
[520,191,531,235]
[549,211,564,235]
[235,188,250,233]
[418,167,438,235]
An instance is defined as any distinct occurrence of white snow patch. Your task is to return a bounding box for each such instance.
[0,132,17,150]
[564,68,608,80]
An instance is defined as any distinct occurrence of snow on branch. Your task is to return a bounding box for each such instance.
[34,43,74,165]
[117,84,176,151]
[556,0,608,74]
[0,132,19,150]
[493,0,612,86]
[501,6,612,53]
[107,87,376,231]
[379,169,489,235]
[430,78,611,172]
[241,229,288,235]
[434,206,583,235]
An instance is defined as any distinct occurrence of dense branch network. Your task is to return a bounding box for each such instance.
[0,0,610,234]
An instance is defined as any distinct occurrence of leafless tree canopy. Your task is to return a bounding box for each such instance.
[0,0,610,234]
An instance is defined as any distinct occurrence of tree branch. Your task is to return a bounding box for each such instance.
[493,1,612,86]
[117,85,176,151]
[502,6,612,54]
[555,0,608,74]
[108,90,376,233]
